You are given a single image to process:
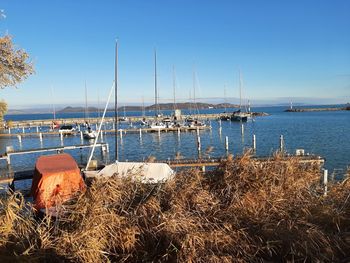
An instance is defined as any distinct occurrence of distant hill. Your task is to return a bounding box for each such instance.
[58,102,240,113]
[58,106,99,113]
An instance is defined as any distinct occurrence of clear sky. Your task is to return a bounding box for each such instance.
[1,0,349,108]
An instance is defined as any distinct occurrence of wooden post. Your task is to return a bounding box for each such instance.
[279,135,284,152]
[139,128,142,139]
[225,136,229,151]
[8,128,10,134]
[36,126,39,133]
[253,134,256,152]
[119,129,123,140]
[197,136,201,152]
[80,131,83,141]
[17,135,22,144]
[177,128,180,136]
[60,132,63,141]
[39,133,43,142]
[323,169,328,196]
[158,128,161,136]
[95,123,98,130]
[22,127,25,134]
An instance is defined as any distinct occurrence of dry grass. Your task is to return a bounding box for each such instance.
[1,153,350,262]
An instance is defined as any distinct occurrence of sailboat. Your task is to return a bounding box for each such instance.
[186,68,206,127]
[140,96,148,126]
[149,49,166,129]
[118,104,128,122]
[50,86,60,130]
[83,82,97,139]
[220,84,231,121]
[231,70,249,122]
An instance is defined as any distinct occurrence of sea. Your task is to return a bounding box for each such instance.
[1,105,349,180]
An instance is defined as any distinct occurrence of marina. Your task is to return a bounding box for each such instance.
[1,1,350,261]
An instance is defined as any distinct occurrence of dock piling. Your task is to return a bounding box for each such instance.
[119,129,123,140]
[197,136,201,152]
[8,128,11,134]
[39,133,43,142]
[22,127,25,134]
[17,134,22,144]
[139,128,142,139]
[36,126,39,133]
[253,134,256,152]
[225,136,229,151]
[279,135,284,152]
[323,169,328,196]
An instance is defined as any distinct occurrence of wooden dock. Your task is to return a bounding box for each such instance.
[163,155,325,168]
[0,154,325,185]
[6,114,219,128]
[0,125,210,138]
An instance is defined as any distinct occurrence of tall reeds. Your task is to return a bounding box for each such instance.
[1,153,350,262]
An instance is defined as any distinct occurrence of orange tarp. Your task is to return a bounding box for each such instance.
[30,153,85,210]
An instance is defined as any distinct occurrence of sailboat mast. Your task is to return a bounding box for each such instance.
[154,49,158,116]
[142,96,145,117]
[173,65,176,112]
[85,81,89,121]
[193,69,196,106]
[97,93,101,119]
[224,84,227,112]
[239,69,242,110]
[115,40,119,161]
[51,86,56,120]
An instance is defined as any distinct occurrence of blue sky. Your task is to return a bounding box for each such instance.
[1,0,349,108]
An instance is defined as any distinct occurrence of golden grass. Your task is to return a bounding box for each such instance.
[1,153,350,262]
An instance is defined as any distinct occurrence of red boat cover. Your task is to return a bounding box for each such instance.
[30,153,85,210]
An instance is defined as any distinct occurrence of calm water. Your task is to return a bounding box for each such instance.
[1,106,349,176]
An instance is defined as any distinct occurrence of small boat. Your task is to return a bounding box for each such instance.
[230,70,250,122]
[119,105,129,122]
[186,118,206,128]
[149,122,166,129]
[83,128,97,139]
[140,118,148,126]
[230,110,249,122]
[59,125,76,135]
[118,116,128,122]
[219,114,231,121]
[162,117,175,128]
[51,121,60,130]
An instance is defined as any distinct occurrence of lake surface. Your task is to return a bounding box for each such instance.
[1,105,349,177]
